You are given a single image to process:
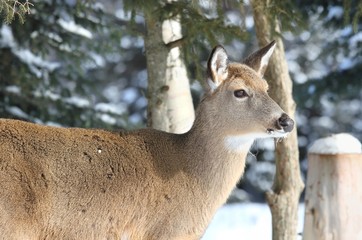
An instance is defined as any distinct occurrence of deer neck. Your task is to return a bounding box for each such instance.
[181,105,254,205]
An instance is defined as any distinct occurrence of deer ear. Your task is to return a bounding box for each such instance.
[243,41,276,77]
[207,45,229,92]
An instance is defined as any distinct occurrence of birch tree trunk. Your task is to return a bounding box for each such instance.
[250,1,305,239]
[144,5,195,133]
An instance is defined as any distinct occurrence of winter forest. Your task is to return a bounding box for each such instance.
[0,0,361,239]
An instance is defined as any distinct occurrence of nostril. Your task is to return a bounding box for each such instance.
[278,113,294,132]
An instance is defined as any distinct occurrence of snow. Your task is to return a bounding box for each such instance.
[98,113,117,125]
[203,203,305,240]
[83,52,106,69]
[309,133,362,154]
[57,18,93,39]
[115,8,144,24]
[349,32,362,48]
[5,85,21,94]
[121,88,139,103]
[245,162,275,191]
[95,102,126,115]
[14,49,60,77]
[245,16,254,29]
[6,106,29,119]
[326,6,344,20]
[64,96,90,108]
[0,25,15,48]
[1,25,60,78]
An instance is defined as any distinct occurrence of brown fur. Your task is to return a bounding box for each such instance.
[0,42,292,240]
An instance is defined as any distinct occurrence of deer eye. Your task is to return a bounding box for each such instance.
[234,89,248,98]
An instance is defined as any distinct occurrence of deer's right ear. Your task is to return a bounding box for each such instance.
[207,45,229,92]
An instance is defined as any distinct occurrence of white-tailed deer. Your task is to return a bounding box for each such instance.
[0,41,293,240]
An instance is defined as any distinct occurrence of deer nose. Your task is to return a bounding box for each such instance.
[277,113,294,132]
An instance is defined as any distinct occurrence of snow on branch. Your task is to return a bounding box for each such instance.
[57,18,93,39]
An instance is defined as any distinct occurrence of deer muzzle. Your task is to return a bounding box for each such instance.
[277,113,294,133]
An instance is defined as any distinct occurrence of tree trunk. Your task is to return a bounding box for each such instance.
[250,1,305,239]
[144,5,195,133]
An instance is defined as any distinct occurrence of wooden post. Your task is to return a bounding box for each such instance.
[303,133,362,240]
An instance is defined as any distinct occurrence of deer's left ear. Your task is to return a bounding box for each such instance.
[207,45,229,92]
[243,41,276,77]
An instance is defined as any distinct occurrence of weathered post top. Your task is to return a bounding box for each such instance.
[308,133,361,155]
[303,133,362,240]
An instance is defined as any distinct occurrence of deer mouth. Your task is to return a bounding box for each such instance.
[266,128,289,138]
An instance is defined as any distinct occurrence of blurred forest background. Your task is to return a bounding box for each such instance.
[0,0,361,202]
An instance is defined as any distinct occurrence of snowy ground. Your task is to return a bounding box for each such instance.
[202,203,305,240]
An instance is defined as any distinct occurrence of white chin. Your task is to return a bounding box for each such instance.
[266,129,289,138]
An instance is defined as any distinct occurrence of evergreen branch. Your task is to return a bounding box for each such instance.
[0,0,33,23]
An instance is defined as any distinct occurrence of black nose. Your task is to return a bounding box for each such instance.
[277,113,294,132]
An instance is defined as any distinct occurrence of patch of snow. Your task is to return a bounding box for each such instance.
[120,36,133,49]
[245,162,275,191]
[355,119,362,131]
[115,8,144,24]
[59,43,73,52]
[340,26,353,37]
[98,113,116,125]
[245,16,254,29]
[300,31,311,41]
[308,85,316,94]
[84,52,105,68]
[5,85,21,94]
[45,121,63,127]
[134,97,147,109]
[225,11,241,26]
[6,106,29,119]
[339,58,356,70]
[298,136,308,147]
[89,52,106,67]
[0,25,15,48]
[306,44,321,61]
[115,9,131,21]
[254,138,275,150]
[128,113,142,125]
[47,32,63,43]
[30,31,39,39]
[309,133,361,154]
[103,86,122,102]
[57,18,93,39]
[349,32,362,48]
[122,88,138,103]
[64,96,90,108]
[203,203,305,240]
[1,26,60,77]
[311,116,336,129]
[137,70,148,88]
[95,102,126,115]
[33,90,61,101]
[65,0,76,7]
[326,6,344,20]
[14,49,60,77]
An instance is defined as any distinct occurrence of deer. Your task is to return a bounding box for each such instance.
[0,41,294,240]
